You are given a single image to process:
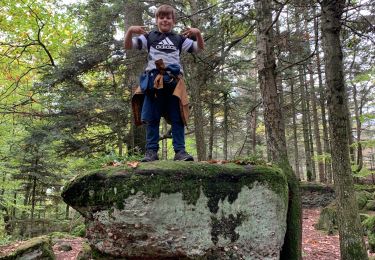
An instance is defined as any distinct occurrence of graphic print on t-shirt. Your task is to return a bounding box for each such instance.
[154,37,177,52]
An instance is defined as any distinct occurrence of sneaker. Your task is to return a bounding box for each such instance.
[141,150,159,162]
[174,150,194,161]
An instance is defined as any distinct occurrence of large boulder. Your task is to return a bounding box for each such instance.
[62,161,290,259]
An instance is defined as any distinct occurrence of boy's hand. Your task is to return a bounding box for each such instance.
[128,26,148,34]
[182,27,205,51]
[182,27,201,38]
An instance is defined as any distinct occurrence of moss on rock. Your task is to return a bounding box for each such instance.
[62,161,291,259]
[356,191,372,210]
[366,200,375,211]
[0,235,55,260]
[76,241,93,260]
[316,202,338,235]
[62,162,287,215]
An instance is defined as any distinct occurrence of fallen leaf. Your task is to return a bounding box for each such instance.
[127,161,140,168]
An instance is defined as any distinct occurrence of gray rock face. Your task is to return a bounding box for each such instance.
[62,162,289,259]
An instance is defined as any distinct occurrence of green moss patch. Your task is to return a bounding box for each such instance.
[62,161,287,214]
[0,235,55,260]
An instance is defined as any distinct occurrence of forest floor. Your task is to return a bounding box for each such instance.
[2,208,375,259]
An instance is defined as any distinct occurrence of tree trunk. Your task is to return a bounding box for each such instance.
[223,92,229,160]
[320,1,368,259]
[346,89,355,164]
[304,73,317,180]
[304,11,325,182]
[208,96,215,160]
[12,192,17,218]
[255,0,302,258]
[124,1,147,155]
[314,10,332,183]
[353,85,363,171]
[250,108,257,155]
[30,176,37,220]
[290,79,301,180]
[188,0,207,161]
[299,66,313,181]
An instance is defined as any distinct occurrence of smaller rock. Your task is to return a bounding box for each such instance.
[366,200,375,211]
[0,236,54,260]
[58,243,73,252]
[77,241,92,260]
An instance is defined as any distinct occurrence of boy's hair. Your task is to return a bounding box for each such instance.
[155,4,176,22]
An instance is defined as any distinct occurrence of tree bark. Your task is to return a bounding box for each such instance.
[30,176,37,220]
[304,9,325,182]
[187,0,207,161]
[290,79,301,180]
[320,1,368,259]
[208,95,215,160]
[314,10,332,183]
[353,84,363,171]
[124,1,147,155]
[223,92,229,160]
[304,73,317,180]
[255,0,302,258]
[299,66,314,181]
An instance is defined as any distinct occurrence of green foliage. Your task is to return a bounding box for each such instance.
[70,224,86,237]
[313,152,332,163]
[356,191,372,210]
[353,167,375,178]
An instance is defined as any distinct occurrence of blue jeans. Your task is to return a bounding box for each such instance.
[143,88,185,152]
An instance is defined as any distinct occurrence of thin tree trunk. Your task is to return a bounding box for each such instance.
[124,1,147,155]
[315,35,332,183]
[349,51,363,172]
[208,97,215,160]
[188,0,207,161]
[286,8,300,180]
[299,66,313,181]
[304,16,325,182]
[30,177,37,220]
[12,192,17,217]
[314,9,330,183]
[255,0,302,258]
[346,90,355,164]
[223,92,229,160]
[353,85,363,171]
[304,72,317,180]
[290,79,301,180]
[250,109,257,155]
[320,1,368,259]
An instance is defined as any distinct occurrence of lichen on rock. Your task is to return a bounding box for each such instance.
[62,161,289,259]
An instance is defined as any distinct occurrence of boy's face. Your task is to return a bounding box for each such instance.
[156,14,175,33]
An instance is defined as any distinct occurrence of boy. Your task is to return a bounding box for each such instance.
[124,4,204,162]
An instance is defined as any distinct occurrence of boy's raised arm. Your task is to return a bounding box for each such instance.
[182,27,205,51]
[124,26,147,49]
